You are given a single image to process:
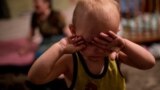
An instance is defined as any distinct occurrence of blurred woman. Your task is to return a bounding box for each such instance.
[29,0,66,58]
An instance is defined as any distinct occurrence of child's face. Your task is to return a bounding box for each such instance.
[33,0,50,14]
[71,3,120,60]
[79,23,119,60]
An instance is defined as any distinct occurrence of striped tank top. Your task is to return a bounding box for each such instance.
[68,52,126,90]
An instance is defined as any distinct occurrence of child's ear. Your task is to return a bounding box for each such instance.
[69,24,76,35]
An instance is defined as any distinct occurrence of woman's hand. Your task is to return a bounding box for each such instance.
[92,31,125,60]
[57,35,86,54]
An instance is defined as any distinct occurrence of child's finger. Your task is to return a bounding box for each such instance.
[74,40,85,46]
[68,35,77,43]
[107,31,118,39]
[100,32,113,42]
[92,40,108,50]
[72,36,83,44]
[93,37,109,46]
[92,40,114,54]
[75,44,86,51]
[69,34,76,39]
[109,52,117,60]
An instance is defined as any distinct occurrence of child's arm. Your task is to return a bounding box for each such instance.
[28,35,85,84]
[92,31,155,70]
[118,39,155,69]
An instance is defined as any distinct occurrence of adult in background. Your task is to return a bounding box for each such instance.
[29,0,66,58]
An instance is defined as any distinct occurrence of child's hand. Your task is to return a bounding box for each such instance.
[58,35,86,54]
[92,31,125,59]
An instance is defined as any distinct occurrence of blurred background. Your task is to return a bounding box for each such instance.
[0,0,160,90]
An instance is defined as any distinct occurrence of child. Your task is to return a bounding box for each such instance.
[28,0,155,90]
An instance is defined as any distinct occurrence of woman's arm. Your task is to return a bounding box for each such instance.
[28,12,37,42]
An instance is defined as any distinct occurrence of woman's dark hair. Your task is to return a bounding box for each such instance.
[44,0,52,9]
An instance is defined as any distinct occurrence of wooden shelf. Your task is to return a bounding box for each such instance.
[122,33,160,44]
[130,37,160,44]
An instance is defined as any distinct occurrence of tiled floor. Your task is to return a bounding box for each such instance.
[122,61,160,90]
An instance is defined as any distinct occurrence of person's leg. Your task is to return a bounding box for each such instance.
[50,35,64,44]
[34,35,64,59]
[34,39,50,59]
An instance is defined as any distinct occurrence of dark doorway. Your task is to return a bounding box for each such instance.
[0,0,10,19]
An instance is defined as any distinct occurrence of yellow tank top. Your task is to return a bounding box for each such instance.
[69,52,126,90]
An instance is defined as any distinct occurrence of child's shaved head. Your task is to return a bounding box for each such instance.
[72,0,120,39]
